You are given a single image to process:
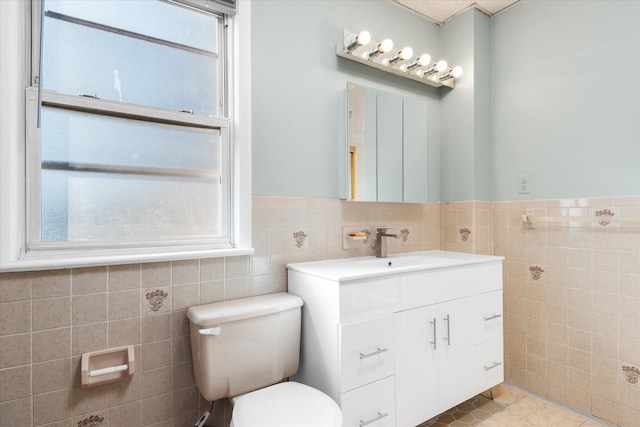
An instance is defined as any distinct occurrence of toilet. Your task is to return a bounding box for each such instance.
[187,292,342,427]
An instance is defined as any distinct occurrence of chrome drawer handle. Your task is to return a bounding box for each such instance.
[483,314,502,321]
[443,314,451,345]
[360,411,389,426]
[359,347,388,359]
[429,317,437,350]
[484,361,503,371]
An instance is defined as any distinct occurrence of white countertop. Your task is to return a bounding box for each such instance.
[286,250,504,282]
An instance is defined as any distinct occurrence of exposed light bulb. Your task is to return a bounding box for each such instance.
[367,38,393,59]
[417,53,431,66]
[439,65,464,81]
[400,47,413,60]
[357,31,371,45]
[423,59,448,76]
[346,30,371,51]
[379,39,393,53]
[388,46,414,65]
[407,53,431,71]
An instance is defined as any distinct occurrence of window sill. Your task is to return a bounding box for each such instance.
[0,246,255,272]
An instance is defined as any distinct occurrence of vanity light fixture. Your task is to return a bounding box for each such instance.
[337,29,463,88]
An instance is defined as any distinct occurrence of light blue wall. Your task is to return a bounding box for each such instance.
[440,9,493,202]
[473,11,492,202]
[252,0,640,202]
[440,10,476,202]
[251,0,442,200]
[492,0,640,200]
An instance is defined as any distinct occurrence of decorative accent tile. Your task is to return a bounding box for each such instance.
[622,365,640,384]
[400,228,410,242]
[77,414,105,427]
[595,209,615,226]
[360,229,371,245]
[529,265,544,280]
[145,289,169,312]
[459,227,471,242]
[293,230,307,248]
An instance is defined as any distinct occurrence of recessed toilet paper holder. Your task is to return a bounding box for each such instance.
[81,345,135,388]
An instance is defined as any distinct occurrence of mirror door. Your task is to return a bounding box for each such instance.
[346,82,428,203]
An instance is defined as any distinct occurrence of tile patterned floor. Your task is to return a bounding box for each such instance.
[418,384,606,427]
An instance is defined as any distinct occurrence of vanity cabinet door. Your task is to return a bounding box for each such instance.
[436,296,478,413]
[396,305,439,427]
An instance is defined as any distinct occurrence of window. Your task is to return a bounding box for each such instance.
[0,0,252,271]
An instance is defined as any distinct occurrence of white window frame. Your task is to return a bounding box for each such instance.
[0,0,252,271]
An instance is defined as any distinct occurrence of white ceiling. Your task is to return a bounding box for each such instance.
[392,0,520,24]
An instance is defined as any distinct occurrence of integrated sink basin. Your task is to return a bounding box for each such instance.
[353,253,457,269]
[287,250,504,281]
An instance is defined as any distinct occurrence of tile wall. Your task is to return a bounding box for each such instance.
[441,201,494,255]
[494,197,640,427]
[1,195,638,426]
[0,196,440,427]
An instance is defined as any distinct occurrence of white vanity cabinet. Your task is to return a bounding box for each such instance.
[396,289,503,426]
[287,251,503,427]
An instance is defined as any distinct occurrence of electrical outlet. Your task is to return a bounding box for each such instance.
[518,175,530,194]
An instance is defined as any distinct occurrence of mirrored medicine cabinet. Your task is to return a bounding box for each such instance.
[344,82,428,203]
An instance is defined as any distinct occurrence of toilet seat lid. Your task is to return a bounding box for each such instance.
[232,382,342,427]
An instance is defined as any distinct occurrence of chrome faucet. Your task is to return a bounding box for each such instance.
[376,228,399,258]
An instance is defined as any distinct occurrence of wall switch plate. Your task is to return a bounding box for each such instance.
[518,175,530,194]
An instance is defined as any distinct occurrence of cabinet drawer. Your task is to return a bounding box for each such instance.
[340,314,396,392]
[473,291,503,344]
[473,338,504,391]
[341,376,395,427]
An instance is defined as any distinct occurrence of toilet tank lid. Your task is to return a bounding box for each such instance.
[187,292,303,327]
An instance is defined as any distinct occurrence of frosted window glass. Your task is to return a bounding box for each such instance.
[41,107,220,172]
[42,170,220,242]
[40,107,223,243]
[42,0,219,115]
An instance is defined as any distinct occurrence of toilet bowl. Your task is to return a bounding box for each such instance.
[230,381,342,427]
[187,293,342,427]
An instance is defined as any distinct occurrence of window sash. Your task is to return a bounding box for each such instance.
[39,0,224,117]
[26,88,231,252]
[25,0,233,254]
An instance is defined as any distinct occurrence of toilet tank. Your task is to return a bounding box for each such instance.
[187,293,304,402]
